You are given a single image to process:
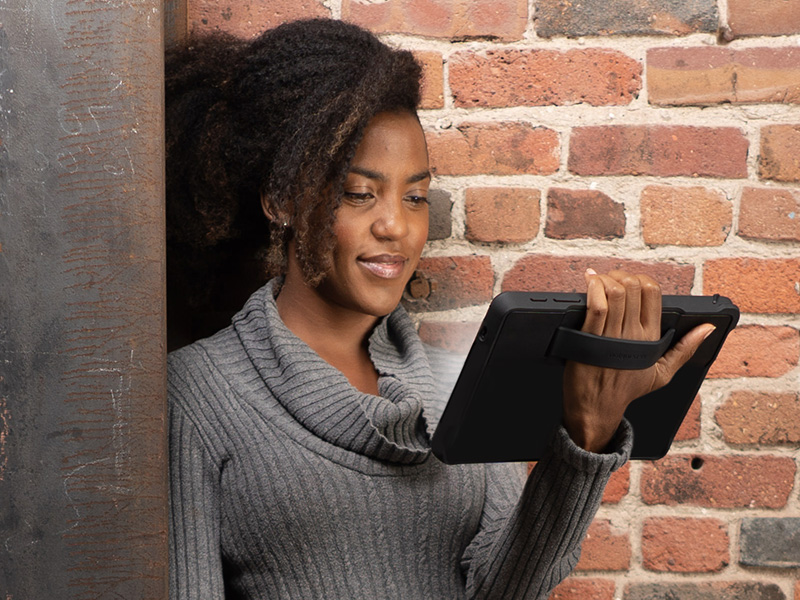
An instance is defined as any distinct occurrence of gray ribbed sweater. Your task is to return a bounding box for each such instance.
[168,279,632,600]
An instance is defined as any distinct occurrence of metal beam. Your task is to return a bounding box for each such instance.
[165,0,188,48]
[0,0,167,597]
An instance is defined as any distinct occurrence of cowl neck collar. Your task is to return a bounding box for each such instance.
[232,279,438,465]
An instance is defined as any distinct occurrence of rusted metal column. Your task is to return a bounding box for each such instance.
[165,0,188,48]
[0,1,167,598]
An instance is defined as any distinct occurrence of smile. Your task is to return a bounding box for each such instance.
[357,255,408,279]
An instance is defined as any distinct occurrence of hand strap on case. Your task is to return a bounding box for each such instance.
[549,327,676,370]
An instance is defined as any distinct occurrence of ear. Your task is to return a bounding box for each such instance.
[261,192,290,228]
[260,191,277,221]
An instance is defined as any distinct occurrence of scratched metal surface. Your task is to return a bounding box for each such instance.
[164,0,187,48]
[0,1,167,598]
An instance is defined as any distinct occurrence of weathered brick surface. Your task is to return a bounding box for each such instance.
[549,578,616,600]
[740,518,800,568]
[545,188,625,240]
[707,325,799,379]
[403,256,493,312]
[417,320,479,354]
[569,126,749,178]
[535,0,717,38]
[625,582,786,600]
[416,51,445,110]
[641,185,731,246]
[602,463,630,503]
[641,454,796,508]
[427,122,560,176]
[427,189,453,241]
[648,47,800,105]
[465,187,540,244]
[728,0,800,37]
[502,256,694,294]
[674,394,701,441]
[342,0,528,40]
[642,517,729,572]
[738,186,800,242]
[704,258,800,314]
[716,391,800,445]
[575,520,631,571]
[759,125,800,182]
[189,0,328,36]
[450,49,641,108]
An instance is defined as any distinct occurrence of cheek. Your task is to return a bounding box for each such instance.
[411,213,429,253]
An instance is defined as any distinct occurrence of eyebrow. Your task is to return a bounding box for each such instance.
[348,166,431,185]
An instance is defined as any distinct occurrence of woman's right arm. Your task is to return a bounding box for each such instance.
[169,396,225,600]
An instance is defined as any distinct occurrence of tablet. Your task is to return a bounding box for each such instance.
[430,293,739,464]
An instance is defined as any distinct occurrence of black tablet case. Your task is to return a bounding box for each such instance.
[430,293,739,464]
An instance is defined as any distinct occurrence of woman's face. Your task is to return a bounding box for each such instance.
[313,110,430,318]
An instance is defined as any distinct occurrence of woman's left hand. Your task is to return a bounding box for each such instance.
[562,269,715,453]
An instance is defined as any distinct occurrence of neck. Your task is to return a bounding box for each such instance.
[274,272,383,394]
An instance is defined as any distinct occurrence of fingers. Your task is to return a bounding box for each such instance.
[582,269,608,336]
[655,323,716,387]
[584,269,661,340]
[639,274,662,338]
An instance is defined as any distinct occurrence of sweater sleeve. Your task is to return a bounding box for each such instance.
[169,390,226,600]
[461,420,632,600]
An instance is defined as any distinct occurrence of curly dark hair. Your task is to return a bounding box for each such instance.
[166,19,422,346]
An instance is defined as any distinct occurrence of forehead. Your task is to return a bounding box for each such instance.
[349,111,428,170]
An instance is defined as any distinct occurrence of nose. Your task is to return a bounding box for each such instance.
[371,195,408,241]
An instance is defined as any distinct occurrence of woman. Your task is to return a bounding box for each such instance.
[166,18,713,599]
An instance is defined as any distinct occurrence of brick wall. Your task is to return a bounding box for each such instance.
[182,1,800,598]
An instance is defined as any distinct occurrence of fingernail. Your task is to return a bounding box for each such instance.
[586,268,597,276]
[702,325,716,341]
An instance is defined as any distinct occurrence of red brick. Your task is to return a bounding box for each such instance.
[707,325,799,379]
[545,188,625,240]
[501,255,694,294]
[427,122,560,176]
[716,391,800,445]
[450,49,641,108]
[415,51,444,110]
[760,125,800,183]
[648,47,800,105]
[549,578,616,600]
[626,581,788,600]
[795,580,800,600]
[465,188,540,243]
[569,126,749,178]
[641,185,732,246]
[575,520,631,571]
[641,454,796,508]
[417,320,480,354]
[602,463,630,503]
[642,517,729,572]
[535,0,717,38]
[189,0,329,37]
[403,256,493,312]
[342,0,528,41]
[704,258,800,314]
[738,186,800,242]
[728,0,800,37]
[674,395,701,441]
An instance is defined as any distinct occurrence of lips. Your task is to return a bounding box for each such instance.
[357,254,408,279]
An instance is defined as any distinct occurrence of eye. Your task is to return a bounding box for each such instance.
[404,194,429,207]
[343,191,374,205]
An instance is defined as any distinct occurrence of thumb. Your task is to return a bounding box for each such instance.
[654,323,716,387]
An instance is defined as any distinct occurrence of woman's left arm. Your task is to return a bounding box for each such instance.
[461,422,630,600]
[461,269,713,599]
[562,269,715,453]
